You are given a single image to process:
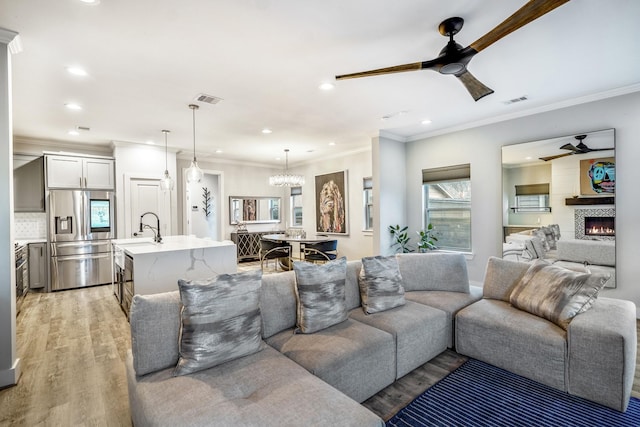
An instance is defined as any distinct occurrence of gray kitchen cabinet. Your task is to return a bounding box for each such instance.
[28,242,47,289]
[46,154,115,190]
[14,156,44,212]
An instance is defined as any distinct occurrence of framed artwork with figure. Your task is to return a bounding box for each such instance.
[580,157,615,196]
[315,170,348,235]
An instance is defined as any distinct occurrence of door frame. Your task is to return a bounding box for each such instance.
[181,168,224,240]
[123,173,174,239]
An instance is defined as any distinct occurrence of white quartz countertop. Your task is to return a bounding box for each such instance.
[113,235,235,256]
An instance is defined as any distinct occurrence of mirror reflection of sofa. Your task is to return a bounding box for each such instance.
[503,224,615,288]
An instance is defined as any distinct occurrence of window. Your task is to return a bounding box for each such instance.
[513,183,550,213]
[422,164,471,252]
[290,186,303,226]
[363,177,373,231]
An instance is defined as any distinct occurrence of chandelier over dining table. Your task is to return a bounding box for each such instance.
[269,149,305,187]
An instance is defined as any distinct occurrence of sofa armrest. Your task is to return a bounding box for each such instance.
[567,297,637,411]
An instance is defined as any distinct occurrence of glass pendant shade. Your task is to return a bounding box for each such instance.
[160,130,174,191]
[186,104,203,183]
[269,149,305,187]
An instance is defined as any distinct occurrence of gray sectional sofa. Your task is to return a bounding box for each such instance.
[126,253,636,426]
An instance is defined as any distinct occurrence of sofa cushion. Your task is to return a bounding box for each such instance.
[293,257,349,334]
[482,256,530,302]
[349,301,447,378]
[456,299,568,391]
[509,260,609,330]
[395,252,469,293]
[260,270,298,339]
[358,255,405,314]
[557,239,615,267]
[523,236,546,260]
[174,270,263,376]
[126,345,384,427]
[130,291,181,376]
[265,319,396,403]
[405,288,482,348]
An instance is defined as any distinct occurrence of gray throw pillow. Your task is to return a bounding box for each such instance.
[359,255,405,314]
[293,257,348,334]
[509,259,609,330]
[174,270,263,376]
[524,237,546,259]
[532,229,551,251]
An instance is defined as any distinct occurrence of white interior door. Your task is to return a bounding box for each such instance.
[127,177,171,239]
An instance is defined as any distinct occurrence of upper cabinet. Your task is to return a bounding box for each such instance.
[14,156,45,212]
[46,154,115,190]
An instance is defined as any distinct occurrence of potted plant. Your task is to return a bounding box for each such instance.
[388,224,413,253]
[416,223,438,252]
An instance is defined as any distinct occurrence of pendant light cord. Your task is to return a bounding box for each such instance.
[163,130,169,171]
[189,104,199,162]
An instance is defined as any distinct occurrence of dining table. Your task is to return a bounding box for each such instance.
[260,233,337,269]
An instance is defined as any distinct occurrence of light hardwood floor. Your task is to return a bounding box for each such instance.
[1,283,639,425]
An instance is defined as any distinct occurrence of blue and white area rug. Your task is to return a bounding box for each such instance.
[387,358,640,427]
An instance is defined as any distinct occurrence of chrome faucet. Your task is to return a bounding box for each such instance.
[139,212,162,243]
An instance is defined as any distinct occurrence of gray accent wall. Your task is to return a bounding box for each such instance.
[402,90,640,316]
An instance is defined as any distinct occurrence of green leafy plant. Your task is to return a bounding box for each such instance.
[388,224,414,253]
[416,223,438,252]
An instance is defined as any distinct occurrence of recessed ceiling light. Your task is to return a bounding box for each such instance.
[68,130,80,136]
[145,140,154,145]
[66,66,88,76]
[215,149,223,154]
[65,103,82,110]
[525,156,533,160]
[421,119,432,125]
[319,82,335,91]
[262,128,272,134]
[328,142,336,146]
[79,0,100,5]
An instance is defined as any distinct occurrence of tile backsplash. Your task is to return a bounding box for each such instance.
[15,212,47,239]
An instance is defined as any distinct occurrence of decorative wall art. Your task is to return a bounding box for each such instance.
[580,157,615,196]
[315,170,348,235]
[242,199,257,222]
[202,187,212,217]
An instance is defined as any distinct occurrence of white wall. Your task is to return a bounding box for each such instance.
[403,90,640,314]
[374,135,408,255]
[186,173,219,240]
[113,143,177,238]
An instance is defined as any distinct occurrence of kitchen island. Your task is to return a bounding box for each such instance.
[112,235,237,316]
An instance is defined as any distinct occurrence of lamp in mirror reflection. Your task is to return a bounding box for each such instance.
[186,104,204,183]
[160,129,174,191]
[269,149,305,187]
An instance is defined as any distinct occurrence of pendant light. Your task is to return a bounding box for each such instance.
[160,129,174,191]
[186,103,203,183]
[269,149,305,187]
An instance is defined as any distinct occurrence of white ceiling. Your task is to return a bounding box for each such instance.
[2,0,639,167]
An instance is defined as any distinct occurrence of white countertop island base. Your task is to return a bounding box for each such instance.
[113,236,237,296]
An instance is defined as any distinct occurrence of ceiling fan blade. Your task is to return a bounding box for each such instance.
[469,0,570,53]
[455,70,494,101]
[539,152,573,161]
[560,143,578,151]
[335,62,423,80]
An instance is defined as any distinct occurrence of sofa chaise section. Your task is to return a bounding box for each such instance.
[126,291,384,426]
[456,256,636,411]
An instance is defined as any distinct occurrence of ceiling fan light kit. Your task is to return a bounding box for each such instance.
[335,0,571,101]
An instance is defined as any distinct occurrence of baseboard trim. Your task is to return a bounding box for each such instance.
[0,357,21,389]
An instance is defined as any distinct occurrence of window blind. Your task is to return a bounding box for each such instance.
[515,183,549,196]
[422,164,470,183]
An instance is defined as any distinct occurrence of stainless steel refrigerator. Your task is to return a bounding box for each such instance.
[48,190,115,291]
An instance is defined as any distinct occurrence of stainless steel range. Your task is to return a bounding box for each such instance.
[48,189,115,291]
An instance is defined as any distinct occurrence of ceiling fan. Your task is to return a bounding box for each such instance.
[335,0,570,101]
[539,135,614,161]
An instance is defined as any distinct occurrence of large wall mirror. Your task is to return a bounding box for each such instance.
[501,128,616,288]
[229,196,281,225]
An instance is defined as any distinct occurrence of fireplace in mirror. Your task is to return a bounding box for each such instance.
[575,208,615,240]
[584,216,615,237]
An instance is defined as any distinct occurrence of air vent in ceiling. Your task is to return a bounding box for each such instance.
[76,126,91,131]
[503,95,529,105]
[194,93,223,105]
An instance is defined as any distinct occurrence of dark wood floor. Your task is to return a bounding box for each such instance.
[1,283,639,425]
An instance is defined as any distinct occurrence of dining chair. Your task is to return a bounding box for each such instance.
[302,240,338,264]
[259,238,292,272]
